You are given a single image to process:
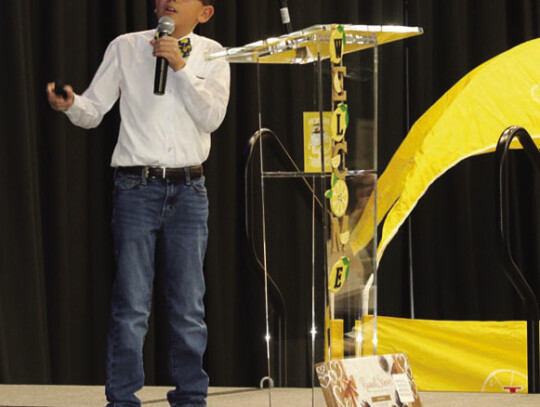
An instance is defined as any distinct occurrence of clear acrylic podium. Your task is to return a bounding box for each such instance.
[208,24,422,405]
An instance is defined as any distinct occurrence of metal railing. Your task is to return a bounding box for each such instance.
[495,125,540,393]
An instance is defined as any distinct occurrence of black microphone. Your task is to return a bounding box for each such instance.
[279,0,292,34]
[154,16,175,95]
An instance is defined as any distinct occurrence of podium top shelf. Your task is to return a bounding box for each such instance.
[207,24,423,65]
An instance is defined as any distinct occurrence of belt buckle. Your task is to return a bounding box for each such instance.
[162,167,166,179]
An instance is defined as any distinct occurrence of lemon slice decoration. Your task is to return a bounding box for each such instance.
[333,70,343,93]
[331,154,341,169]
[331,103,349,142]
[325,174,349,218]
[481,370,528,393]
[339,230,350,245]
[329,256,350,293]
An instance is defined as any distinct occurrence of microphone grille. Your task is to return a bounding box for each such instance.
[157,16,175,35]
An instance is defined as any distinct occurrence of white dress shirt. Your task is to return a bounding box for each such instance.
[65,30,230,168]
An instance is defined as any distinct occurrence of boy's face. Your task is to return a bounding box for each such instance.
[155,0,214,37]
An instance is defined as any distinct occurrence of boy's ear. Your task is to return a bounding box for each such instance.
[198,6,214,23]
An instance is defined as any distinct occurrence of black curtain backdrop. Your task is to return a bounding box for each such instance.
[1,0,539,388]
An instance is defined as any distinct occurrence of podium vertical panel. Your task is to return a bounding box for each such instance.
[208,24,422,405]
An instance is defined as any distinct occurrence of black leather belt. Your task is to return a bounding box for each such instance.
[117,165,203,180]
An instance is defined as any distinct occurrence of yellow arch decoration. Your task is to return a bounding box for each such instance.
[351,38,540,262]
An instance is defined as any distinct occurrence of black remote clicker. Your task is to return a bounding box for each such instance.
[54,80,68,99]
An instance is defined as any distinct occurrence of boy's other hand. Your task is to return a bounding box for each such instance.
[46,82,75,111]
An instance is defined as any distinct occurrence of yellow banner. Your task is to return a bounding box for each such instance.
[362,315,531,393]
[303,111,332,172]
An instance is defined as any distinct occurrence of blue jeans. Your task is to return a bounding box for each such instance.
[106,170,209,407]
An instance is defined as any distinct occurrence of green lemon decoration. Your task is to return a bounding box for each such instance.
[330,103,349,142]
[329,25,346,64]
[329,256,350,293]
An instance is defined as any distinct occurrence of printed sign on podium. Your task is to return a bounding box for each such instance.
[316,354,423,407]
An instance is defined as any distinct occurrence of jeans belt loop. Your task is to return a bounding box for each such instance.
[141,166,149,185]
[184,167,192,186]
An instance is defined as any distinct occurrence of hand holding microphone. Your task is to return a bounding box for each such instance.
[151,36,186,71]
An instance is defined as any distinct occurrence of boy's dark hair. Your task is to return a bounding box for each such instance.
[201,0,215,5]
